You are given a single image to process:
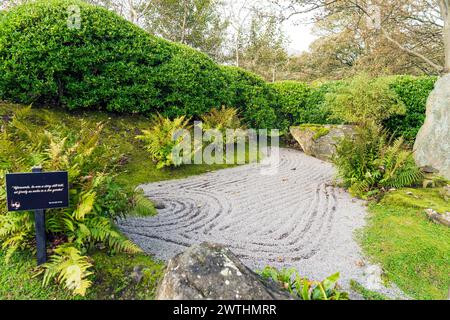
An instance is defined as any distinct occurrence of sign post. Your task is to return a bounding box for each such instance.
[32,167,47,265]
[5,168,69,266]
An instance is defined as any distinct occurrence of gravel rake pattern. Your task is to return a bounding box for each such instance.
[117,148,404,296]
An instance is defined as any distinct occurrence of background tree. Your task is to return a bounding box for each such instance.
[85,0,229,61]
[239,12,289,81]
[142,0,229,61]
[279,0,448,80]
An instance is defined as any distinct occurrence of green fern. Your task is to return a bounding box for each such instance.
[334,123,423,198]
[41,245,93,296]
[0,107,141,296]
[136,114,191,169]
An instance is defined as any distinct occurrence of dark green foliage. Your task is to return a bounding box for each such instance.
[270,81,311,130]
[272,75,435,139]
[302,81,345,125]
[0,0,229,118]
[383,76,437,141]
[270,80,345,131]
[0,0,437,135]
[220,66,277,129]
[334,123,423,198]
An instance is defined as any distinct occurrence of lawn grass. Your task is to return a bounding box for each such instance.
[0,251,73,300]
[349,280,389,300]
[0,250,164,300]
[361,188,450,300]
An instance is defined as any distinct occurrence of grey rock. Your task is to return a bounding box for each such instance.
[425,208,450,227]
[440,185,450,202]
[153,200,166,210]
[155,242,292,300]
[421,166,439,174]
[414,74,450,180]
[290,125,355,162]
[130,266,144,284]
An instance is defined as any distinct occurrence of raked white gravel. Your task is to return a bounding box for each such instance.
[117,148,406,298]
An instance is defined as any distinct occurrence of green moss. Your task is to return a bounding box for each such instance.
[87,252,164,300]
[0,102,252,196]
[382,188,450,214]
[361,190,450,300]
[349,280,389,300]
[296,124,331,140]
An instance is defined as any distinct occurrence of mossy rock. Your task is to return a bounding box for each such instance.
[87,252,165,300]
[297,124,331,140]
[290,124,355,162]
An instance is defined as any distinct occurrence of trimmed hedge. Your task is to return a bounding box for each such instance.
[270,80,344,131]
[0,0,280,129]
[222,66,277,129]
[271,76,436,138]
[0,0,229,117]
[383,76,437,141]
[0,1,436,135]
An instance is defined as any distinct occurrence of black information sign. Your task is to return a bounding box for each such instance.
[6,171,69,212]
[5,168,69,265]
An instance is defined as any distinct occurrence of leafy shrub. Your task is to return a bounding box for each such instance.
[0,0,284,129]
[136,114,191,169]
[200,106,242,145]
[200,106,241,132]
[270,81,311,130]
[325,74,406,125]
[305,81,346,123]
[334,123,423,198]
[0,0,230,118]
[258,266,349,300]
[270,80,346,131]
[221,66,278,129]
[0,107,140,295]
[383,76,437,141]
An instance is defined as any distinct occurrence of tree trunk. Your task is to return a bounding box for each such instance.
[180,0,188,44]
[235,31,240,67]
[440,0,450,73]
[444,15,450,73]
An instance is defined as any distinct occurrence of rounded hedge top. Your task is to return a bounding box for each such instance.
[0,0,232,116]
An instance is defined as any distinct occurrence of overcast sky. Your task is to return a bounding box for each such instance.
[283,19,317,55]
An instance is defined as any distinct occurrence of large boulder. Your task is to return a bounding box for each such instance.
[155,243,291,300]
[290,125,355,162]
[414,74,450,180]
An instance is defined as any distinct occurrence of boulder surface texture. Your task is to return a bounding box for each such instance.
[155,242,291,300]
[290,125,355,162]
[414,74,450,180]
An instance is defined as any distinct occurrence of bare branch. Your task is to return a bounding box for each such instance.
[381,28,444,73]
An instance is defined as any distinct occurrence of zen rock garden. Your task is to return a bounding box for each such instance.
[0,0,449,302]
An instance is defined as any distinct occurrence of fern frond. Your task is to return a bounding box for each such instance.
[41,245,93,296]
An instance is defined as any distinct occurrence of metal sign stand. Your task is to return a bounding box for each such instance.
[32,166,47,265]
